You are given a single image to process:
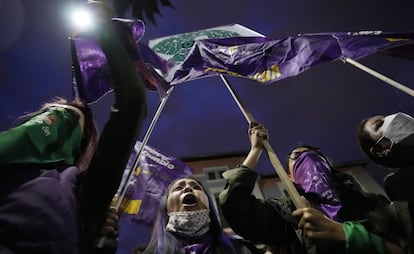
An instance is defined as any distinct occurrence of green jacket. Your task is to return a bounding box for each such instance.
[219,167,308,254]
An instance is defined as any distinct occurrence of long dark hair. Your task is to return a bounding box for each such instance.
[289,145,404,243]
[333,169,404,244]
[60,98,98,172]
[143,177,235,254]
[15,97,99,172]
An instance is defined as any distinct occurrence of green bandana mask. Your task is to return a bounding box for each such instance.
[0,106,82,167]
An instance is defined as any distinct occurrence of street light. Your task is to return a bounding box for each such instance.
[70,7,95,31]
[66,1,113,32]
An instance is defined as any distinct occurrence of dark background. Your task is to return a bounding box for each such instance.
[2,0,413,179]
[1,1,414,252]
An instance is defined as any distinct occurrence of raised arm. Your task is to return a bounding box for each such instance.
[219,123,301,246]
[78,11,147,248]
[241,122,267,169]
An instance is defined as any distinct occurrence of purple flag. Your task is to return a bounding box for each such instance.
[145,28,414,85]
[172,35,341,84]
[118,141,193,226]
[71,18,171,104]
[304,30,414,60]
[146,24,265,82]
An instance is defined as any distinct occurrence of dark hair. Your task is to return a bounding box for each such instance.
[335,173,404,244]
[357,118,402,168]
[286,144,331,170]
[15,97,99,172]
[62,98,98,172]
[144,177,235,254]
[133,244,147,254]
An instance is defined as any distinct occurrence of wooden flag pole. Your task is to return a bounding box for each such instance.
[345,57,414,97]
[219,75,306,209]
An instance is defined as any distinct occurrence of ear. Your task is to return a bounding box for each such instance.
[370,147,391,158]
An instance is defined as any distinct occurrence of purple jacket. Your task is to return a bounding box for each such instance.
[0,166,80,253]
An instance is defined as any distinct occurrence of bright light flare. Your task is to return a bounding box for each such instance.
[70,7,95,31]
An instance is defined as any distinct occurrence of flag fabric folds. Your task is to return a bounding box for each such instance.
[313,31,414,60]
[72,21,414,101]
[172,35,342,85]
[118,141,194,226]
[143,26,414,85]
[71,18,170,104]
[147,24,265,83]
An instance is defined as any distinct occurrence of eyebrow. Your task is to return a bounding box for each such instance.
[171,180,201,188]
[374,120,383,131]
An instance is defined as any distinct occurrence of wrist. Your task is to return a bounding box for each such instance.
[240,164,252,170]
[250,146,263,153]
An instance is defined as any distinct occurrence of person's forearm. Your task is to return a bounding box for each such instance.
[85,22,147,198]
[79,22,147,246]
[98,22,147,114]
[242,147,263,170]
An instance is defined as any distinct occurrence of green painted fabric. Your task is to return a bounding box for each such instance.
[0,106,82,166]
[343,221,385,254]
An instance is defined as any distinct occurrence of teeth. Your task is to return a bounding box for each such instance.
[183,203,197,207]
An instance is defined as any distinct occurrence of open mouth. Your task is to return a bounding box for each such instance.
[182,194,197,206]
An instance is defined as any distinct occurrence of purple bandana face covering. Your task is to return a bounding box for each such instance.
[293,151,342,221]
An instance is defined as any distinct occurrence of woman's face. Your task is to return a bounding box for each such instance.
[287,147,311,181]
[166,178,210,213]
[363,115,385,141]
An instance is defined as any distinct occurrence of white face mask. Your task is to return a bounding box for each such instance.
[166,209,211,238]
[382,112,414,144]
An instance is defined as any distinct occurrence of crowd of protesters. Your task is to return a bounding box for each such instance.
[1,0,413,253]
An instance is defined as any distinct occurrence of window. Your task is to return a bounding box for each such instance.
[207,171,216,180]
[203,166,229,180]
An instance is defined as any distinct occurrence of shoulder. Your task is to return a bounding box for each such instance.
[222,166,258,179]
[384,169,414,201]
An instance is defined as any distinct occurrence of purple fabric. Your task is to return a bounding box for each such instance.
[71,37,110,103]
[172,35,341,85]
[71,18,170,104]
[138,42,175,74]
[0,166,80,253]
[162,31,414,85]
[119,141,193,226]
[302,30,414,60]
[182,233,214,254]
[293,152,342,221]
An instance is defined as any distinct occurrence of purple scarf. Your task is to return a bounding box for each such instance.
[293,151,342,221]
